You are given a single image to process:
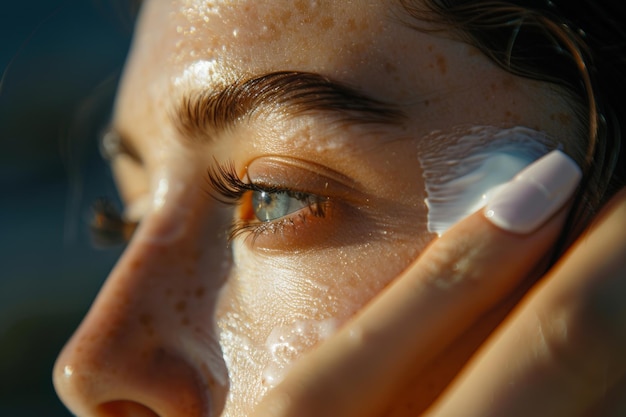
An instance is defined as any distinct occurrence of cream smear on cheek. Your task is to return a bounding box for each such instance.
[219,236,400,411]
[220,242,344,390]
[419,126,553,236]
[262,318,339,387]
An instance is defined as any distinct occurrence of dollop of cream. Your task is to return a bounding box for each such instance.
[419,126,552,236]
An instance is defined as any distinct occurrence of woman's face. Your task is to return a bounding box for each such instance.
[54,1,579,416]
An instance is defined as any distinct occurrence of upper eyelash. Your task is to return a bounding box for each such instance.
[206,160,286,204]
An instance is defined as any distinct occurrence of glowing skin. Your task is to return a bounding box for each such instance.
[419,126,552,236]
[53,1,582,417]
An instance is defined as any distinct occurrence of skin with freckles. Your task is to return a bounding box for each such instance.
[53,1,582,416]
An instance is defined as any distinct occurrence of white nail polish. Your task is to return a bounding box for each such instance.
[484,150,582,233]
[419,126,551,236]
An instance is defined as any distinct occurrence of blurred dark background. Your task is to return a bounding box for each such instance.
[1,1,136,415]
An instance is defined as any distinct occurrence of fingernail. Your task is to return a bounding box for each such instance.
[484,150,582,233]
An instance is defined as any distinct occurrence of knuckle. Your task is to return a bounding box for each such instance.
[540,281,626,387]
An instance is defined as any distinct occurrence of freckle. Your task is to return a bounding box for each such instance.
[424,99,430,107]
[502,77,515,89]
[139,313,154,336]
[139,314,152,325]
[436,55,447,75]
[295,0,308,13]
[185,266,195,276]
[181,317,190,326]
[280,10,292,24]
[195,286,206,298]
[384,61,397,74]
[190,250,202,262]
[319,16,334,30]
[428,44,434,52]
[268,22,278,34]
[347,18,357,32]
[165,288,173,297]
[113,291,129,305]
[505,110,522,121]
[175,300,187,312]
[130,259,142,271]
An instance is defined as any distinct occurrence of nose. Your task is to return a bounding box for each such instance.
[53,208,230,417]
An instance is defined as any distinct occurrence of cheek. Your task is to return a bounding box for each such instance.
[215,228,429,397]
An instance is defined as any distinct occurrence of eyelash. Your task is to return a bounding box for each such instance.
[90,198,138,247]
[89,163,328,246]
[206,161,328,243]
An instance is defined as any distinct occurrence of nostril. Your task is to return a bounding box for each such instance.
[98,401,160,417]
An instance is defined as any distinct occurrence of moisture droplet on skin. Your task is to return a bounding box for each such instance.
[262,318,339,387]
[419,126,553,236]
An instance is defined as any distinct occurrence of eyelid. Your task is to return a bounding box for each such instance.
[207,156,363,250]
[99,127,143,163]
[244,156,362,201]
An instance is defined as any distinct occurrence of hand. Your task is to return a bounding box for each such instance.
[249,151,626,417]
[424,187,626,417]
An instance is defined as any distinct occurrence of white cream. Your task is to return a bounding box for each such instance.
[262,318,339,387]
[419,126,552,236]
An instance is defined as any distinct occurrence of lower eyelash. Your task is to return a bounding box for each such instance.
[90,197,137,247]
[229,201,327,244]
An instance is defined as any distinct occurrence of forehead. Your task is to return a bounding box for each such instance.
[139,0,405,77]
[176,0,390,61]
[114,0,559,155]
[114,0,474,127]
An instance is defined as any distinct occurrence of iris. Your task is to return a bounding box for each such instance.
[252,190,310,222]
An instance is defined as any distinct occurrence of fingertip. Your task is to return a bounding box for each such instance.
[484,150,582,234]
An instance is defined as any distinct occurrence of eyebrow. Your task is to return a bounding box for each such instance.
[173,71,406,142]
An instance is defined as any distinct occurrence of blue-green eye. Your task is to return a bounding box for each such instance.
[252,190,312,222]
[205,161,329,243]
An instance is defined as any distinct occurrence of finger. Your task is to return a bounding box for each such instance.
[251,150,582,417]
[425,188,626,417]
